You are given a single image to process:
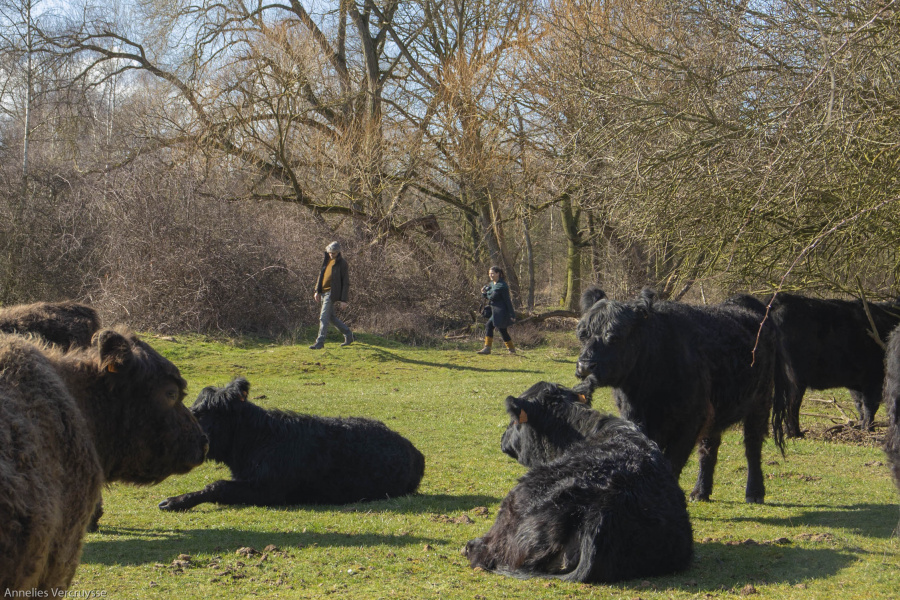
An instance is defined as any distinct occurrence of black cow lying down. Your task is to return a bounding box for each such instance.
[159,377,425,510]
[884,324,900,494]
[575,287,784,504]
[465,382,693,583]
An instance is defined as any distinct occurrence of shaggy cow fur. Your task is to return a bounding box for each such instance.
[766,292,900,436]
[883,325,900,494]
[465,381,693,583]
[574,287,784,503]
[0,329,207,593]
[0,301,100,349]
[159,377,425,510]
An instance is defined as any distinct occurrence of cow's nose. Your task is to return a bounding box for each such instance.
[575,360,595,379]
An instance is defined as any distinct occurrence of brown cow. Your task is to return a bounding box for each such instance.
[0,328,208,593]
[0,301,101,349]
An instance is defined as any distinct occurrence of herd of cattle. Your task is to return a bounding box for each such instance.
[1,288,899,591]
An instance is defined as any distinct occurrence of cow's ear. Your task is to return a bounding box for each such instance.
[504,395,520,418]
[580,286,608,314]
[506,396,532,425]
[95,329,133,373]
[636,288,657,317]
[230,377,250,402]
[571,376,597,406]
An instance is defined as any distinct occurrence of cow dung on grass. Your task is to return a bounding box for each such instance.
[0,329,208,593]
[159,377,425,510]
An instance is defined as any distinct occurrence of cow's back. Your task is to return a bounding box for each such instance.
[231,410,425,504]
[770,294,897,390]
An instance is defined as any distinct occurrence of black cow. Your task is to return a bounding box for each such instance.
[766,292,900,436]
[159,377,425,510]
[465,381,693,583]
[0,301,100,349]
[574,287,784,503]
[883,324,900,494]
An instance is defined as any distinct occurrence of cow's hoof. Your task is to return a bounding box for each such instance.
[745,495,765,504]
[688,491,710,502]
[158,497,188,511]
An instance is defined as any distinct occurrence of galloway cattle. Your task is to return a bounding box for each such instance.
[159,377,425,510]
[574,287,784,503]
[0,302,106,530]
[465,381,693,583]
[0,301,100,349]
[883,325,900,494]
[0,329,207,593]
[766,292,900,436]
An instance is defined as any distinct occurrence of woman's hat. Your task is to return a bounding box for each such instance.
[326,241,342,253]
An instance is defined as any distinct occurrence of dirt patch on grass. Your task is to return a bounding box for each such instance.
[801,422,886,447]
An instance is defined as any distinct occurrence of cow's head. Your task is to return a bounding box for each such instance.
[500,381,595,468]
[189,377,250,463]
[94,329,208,484]
[575,288,656,382]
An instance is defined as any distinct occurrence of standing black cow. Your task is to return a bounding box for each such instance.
[465,381,693,583]
[883,324,900,494]
[159,377,425,510]
[574,287,784,503]
[766,292,900,436]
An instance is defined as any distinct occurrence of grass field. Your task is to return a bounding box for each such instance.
[70,331,900,599]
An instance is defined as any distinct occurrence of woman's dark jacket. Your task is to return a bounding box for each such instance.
[316,252,349,303]
[483,281,515,329]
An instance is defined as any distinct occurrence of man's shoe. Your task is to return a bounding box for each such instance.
[309,342,324,349]
[341,333,354,347]
[476,346,491,354]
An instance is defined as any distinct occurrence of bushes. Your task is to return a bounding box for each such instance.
[0,160,475,337]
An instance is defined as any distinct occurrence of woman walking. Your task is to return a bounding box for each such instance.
[477,266,516,354]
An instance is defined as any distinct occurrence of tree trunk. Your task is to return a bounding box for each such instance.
[560,195,582,311]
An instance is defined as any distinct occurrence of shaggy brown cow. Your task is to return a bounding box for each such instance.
[0,329,208,593]
[0,301,100,349]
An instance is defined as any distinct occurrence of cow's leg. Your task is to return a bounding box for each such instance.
[851,388,881,431]
[158,479,280,511]
[689,432,721,502]
[784,384,806,438]
[743,406,769,504]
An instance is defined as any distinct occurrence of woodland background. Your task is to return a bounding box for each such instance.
[1,0,898,337]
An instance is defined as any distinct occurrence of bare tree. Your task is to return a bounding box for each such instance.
[537,0,900,298]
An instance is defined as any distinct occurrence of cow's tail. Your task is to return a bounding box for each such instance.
[770,340,789,456]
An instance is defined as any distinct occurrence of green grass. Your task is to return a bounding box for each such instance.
[71,332,900,599]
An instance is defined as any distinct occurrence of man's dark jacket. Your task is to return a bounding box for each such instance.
[316,252,349,303]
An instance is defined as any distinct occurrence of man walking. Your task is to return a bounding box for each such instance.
[310,241,353,349]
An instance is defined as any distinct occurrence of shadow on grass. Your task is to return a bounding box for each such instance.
[280,493,503,515]
[705,502,899,539]
[82,527,441,566]
[603,540,857,593]
[366,346,543,374]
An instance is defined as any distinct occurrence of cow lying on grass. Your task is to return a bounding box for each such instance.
[465,381,693,583]
[0,329,207,592]
[0,300,100,349]
[766,292,900,436]
[884,324,900,494]
[574,287,784,503]
[159,377,425,510]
